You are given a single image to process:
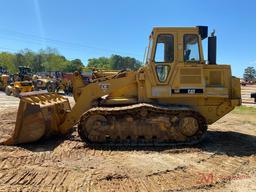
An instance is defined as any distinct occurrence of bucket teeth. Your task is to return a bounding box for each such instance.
[2,92,71,145]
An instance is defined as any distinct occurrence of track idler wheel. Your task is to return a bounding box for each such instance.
[179,116,199,137]
[78,115,108,143]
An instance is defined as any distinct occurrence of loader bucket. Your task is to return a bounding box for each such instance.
[2,92,71,145]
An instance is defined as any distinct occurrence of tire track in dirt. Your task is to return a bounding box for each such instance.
[90,152,251,192]
[0,139,115,191]
[0,136,254,192]
[0,144,254,191]
[0,165,94,191]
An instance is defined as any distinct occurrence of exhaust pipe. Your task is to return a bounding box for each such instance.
[208,31,217,64]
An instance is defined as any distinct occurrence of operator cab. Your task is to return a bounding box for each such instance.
[19,66,31,75]
[18,66,32,81]
[145,26,215,84]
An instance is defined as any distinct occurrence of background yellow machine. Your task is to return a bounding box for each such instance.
[0,66,9,90]
[3,26,241,146]
[5,66,33,97]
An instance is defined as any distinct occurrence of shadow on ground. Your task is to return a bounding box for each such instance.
[200,131,256,157]
[17,128,77,152]
[15,129,256,157]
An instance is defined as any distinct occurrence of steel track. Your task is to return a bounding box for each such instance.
[78,103,208,147]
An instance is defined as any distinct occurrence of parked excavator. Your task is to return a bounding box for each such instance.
[2,26,241,146]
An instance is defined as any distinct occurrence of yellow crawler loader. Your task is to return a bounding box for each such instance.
[2,26,241,146]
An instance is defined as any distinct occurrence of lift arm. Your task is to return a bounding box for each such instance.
[59,72,137,134]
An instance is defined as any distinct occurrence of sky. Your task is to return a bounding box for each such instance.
[0,0,256,77]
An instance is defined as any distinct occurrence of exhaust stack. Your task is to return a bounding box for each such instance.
[208,31,217,64]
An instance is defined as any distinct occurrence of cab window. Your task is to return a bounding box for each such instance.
[184,34,200,62]
[154,34,174,63]
[156,65,169,82]
[146,38,153,63]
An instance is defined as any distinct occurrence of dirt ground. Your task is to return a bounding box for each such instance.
[0,87,255,192]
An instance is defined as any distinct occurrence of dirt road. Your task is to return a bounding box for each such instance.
[0,92,255,192]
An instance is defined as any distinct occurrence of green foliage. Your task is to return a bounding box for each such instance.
[64,59,84,72]
[0,52,16,73]
[87,57,111,69]
[0,47,84,73]
[243,66,256,82]
[0,49,141,74]
[232,106,256,114]
[87,54,142,70]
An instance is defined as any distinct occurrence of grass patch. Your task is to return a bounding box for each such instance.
[232,106,256,114]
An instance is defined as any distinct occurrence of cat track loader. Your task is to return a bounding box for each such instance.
[2,26,241,146]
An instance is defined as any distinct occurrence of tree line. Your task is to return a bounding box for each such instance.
[0,48,142,74]
[243,66,256,82]
[87,54,142,70]
[0,47,84,73]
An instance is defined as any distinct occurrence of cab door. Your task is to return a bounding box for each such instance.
[150,33,176,97]
[171,33,205,95]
